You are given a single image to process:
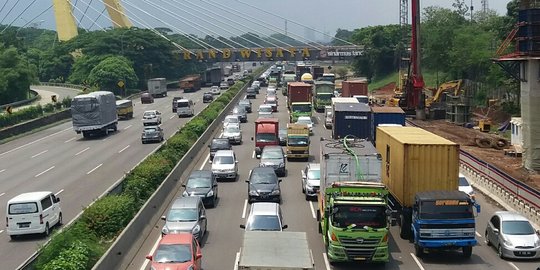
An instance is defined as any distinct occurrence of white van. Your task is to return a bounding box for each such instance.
[6,191,62,239]
[176,99,195,117]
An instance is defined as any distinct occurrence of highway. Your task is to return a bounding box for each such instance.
[0,84,216,270]
[125,85,540,270]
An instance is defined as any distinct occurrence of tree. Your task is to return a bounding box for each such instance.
[87,56,138,95]
[69,54,111,84]
[334,67,348,79]
[0,45,37,104]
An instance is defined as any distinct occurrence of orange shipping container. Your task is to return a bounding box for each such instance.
[341,80,368,97]
[375,126,459,207]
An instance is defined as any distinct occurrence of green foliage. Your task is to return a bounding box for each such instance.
[130,154,173,188]
[88,56,138,94]
[122,175,156,207]
[0,45,37,103]
[334,67,349,79]
[69,55,111,84]
[81,195,137,239]
[42,241,90,270]
[61,96,72,108]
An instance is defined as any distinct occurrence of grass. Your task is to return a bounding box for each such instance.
[368,69,441,92]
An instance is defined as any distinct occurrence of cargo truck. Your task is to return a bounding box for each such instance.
[376,126,480,258]
[179,74,202,93]
[201,67,222,86]
[333,101,370,140]
[147,78,167,97]
[286,123,310,160]
[71,91,118,138]
[311,66,324,80]
[238,231,315,270]
[253,118,279,158]
[370,106,405,143]
[287,82,312,122]
[342,80,368,97]
[281,73,296,96]
[318,137,390,263]
[314,81,335,112]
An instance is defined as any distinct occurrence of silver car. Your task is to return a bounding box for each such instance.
[301,163,321,200]
[161,197,207,241]
[485,211,540,259]
[260,145,286,177]
[211,150,238,181]
[222,124,242,144]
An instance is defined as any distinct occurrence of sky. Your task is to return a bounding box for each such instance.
[0,0,510,42]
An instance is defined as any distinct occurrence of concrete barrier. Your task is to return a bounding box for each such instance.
[91,81,252,270]
[0,90,39,111]
[0,109,72,141]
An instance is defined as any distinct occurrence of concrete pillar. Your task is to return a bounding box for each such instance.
[520,59,540,171]
[103,0,133,28]
[52,0,78,41]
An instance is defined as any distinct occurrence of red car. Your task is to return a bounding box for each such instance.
[146,233,202,270]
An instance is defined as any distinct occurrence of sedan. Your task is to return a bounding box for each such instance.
[182,170,218,207]
[257,104,273,118]
[278,128,287,146]
[161,197,207,241]
[232,106,247,123]
[141,125,164,144]
[142,110,162,126]
[246,87,257,99]
[238,99,252,113]
[301,163,321,200]
[210,86,220,95]
[246,167,282,203]
[220,82,229,90]
[259,145,286,177]
[145,233,202,270]
[459,173,475,199]
[485,211,540,259]
[222,124,242,144]
[296,116,314,134]
[223,115,241,128]
[203,92,214,103]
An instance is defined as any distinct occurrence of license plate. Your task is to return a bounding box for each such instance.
[353,257,366,261]
[18,223,30,228]
[518,251,532,255]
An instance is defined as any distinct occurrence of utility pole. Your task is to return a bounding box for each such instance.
[470,0,474,21]
[284,20,288,36]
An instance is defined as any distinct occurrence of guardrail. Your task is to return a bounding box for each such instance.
[0,90,39,111]
[405,120,540,226]
[37,82,86,90]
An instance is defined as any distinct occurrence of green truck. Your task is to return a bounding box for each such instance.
[314,81,334,112]
[318,137,390,264]
[281,73,296,96]
[288,82,313,122]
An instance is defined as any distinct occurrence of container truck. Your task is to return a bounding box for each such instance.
[342,80,368,97]
[223,66,233,77]
[238,231,315,270]
[147,78,167,97]
[376,126,480,258]
[71,91,118,138]
[179,74,202,93]
[370,106,405,143]
[253,118,279,158]
[311,66,324,80]
[318,137,390,263]
[281,73,296,96]
[314,81,335,112]
[286,123,310,160]
[287,82,312,122]
[201,67,222,86]
[333,102,370,140]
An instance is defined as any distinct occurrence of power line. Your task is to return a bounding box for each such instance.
[17,5,51,30]
[77,0,94,28]
[0,0,19,25]
[70,0,106,30]
[1,0,39,34]
[87,7,106,31]
[0,0,10,17]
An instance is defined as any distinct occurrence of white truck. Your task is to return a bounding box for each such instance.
[237,231,315,270]
[71,91,118,138]
[147,78,167,97]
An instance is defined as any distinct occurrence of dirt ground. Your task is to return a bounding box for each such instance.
[371,83,540,190]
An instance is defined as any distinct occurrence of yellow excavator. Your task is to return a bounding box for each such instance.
[425,79,463,108]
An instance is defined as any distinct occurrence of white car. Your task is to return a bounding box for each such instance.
[223,115,241,128]
[211,86,220,95]
[258,104,274,118]
[458,173,475,199]
[211,150,238,181]
[142,110,162,126]
[296,116,314,134]
[222,124,242,144]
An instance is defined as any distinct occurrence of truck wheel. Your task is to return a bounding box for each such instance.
[82,131,90,138]
[318,220,322,234]
[414,244,423,257]
[113,124,118,132]
[104,128,109,136]
[316,210,320,221]
[462,246,472,258]
[399,214,411,240]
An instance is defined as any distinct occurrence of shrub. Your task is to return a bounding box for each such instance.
[123,175,156,207]
[42,241,90,270]
[130,155,173,188]
[43,103,55,113]
[80,195,137,239]
[61,96,72,108]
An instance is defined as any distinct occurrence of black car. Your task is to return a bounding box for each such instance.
[208,138,232,160]
[246,167,281,203]
[232,106,247,123]
[238,99,252,113]
[278,128,287,146]
[182,170,218,207]
[246,87,257,99]
[203,92,214,103]
[227,78,235,86]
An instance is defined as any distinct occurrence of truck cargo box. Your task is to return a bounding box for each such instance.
[238,231,314,270]
[370,106,405,142]
[320,138,381,194]
[147,78,167,97]
[71,91,117,131]
[333,102,370,139]
[375,126,459,207]
[342,80,368,97]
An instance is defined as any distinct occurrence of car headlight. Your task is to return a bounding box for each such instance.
[270,190,280,195]
[182,190,189,197]
[249,190,259,196]
[278,163,285,167]
[207,190,214,197]
[162,226,169,235]
[502,236,513,247]
[535,237,540,247]
[306,183,313,190]
[192,225,200,234]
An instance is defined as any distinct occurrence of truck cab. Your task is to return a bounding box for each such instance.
[253,118,279,158]
[290,102,312,123]
[314,81,335,112]
[286,124,310,160]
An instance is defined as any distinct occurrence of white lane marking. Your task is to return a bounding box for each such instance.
[124,124,132,130]
[309,202,316,219]
[75,147,90,156]
[233,249,241,270]
[475,231,482,237]
[323,253,331,270]
[64,137,76,143]
[0,193,5,197]
[508,262,520,270]
[252,151,255,159]
[55,189,64,196]
[242,199,248,218]
[410,253,426,270]
[0,127,71,157]
[35,166,55,178]
[0,169,5,173]
[31,150,49,158]
[118,145,130,153]
[0,230,3,234]
[140,235,162,270]
[169,115,175,119]
[86,164,103,175]
[317,116,321,121]
[196,99,200,103]
[200,154,210,170]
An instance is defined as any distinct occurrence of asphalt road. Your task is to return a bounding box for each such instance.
[0,84,220,269]
[125,86,540,270]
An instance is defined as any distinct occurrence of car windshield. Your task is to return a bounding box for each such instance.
[225,117,239,124]
[331,205,387,229]
[256,133,277,142]
[144,127,158,132]
[154,244,192,263]
[167,209,198,222]
[224,126,240,133]
[297,119,312,125]
[246,215,281,231]
[250,170,277,184]
[288,137,309,146]
[233,108,245,114]
[459,177,469,186]
[279,129,287,136]
[211,140,230,150]
[307,169,320,180]
[144,112,156,117]
[261,150,283,159]
[239,101,250,106]
[177,101,189,107]
[187,176,211,188]
[213,156,234,164]
[291,104,312,113]
[259,106,272,113]
[419,201,474,219]
[502,220,536,235]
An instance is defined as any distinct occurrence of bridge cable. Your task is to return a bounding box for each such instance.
[1,0,38,34]
[165,0,281,50]
[199,0,323,49]
[16,4,52,31]
[0,0,10,18]
[143,0,252,50]
[0,0,19,26]
[178,0,289,49]
[77,0,93,28]
[87,7,106,31]
[118,0,214,53]
[235,0,357,47]
[75,0,117,29]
